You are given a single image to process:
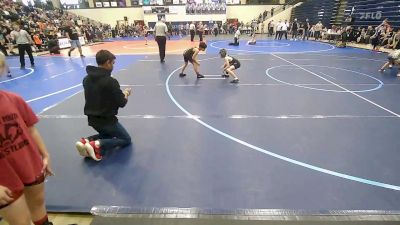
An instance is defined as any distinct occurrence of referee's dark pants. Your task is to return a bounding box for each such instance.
[18,44,34,67]
[155,36,166,62]
[190,30,195,42]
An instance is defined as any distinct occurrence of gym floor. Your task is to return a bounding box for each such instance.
[1,35,400,215]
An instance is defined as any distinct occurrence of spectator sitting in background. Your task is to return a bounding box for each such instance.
[381,27,394,47]
[363,26,375,44]
[32,31,42,51]
[386,30,400,49]
[357,28,366,44]
[47,35,60,54]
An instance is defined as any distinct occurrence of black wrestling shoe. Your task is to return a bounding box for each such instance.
[230,79,239,83]
[179,73,186,77]
[197,74,204,79]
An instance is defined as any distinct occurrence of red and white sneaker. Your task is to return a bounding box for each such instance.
[85,141,102,161]
[75,138,89,157]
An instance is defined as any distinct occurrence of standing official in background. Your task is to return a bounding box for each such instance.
[190,21,196,42]
[10,24,35,69]
[198,22,204,42]
[155,18,168,63]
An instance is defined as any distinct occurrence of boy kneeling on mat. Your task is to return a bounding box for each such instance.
[179,41,207,79]
[220,49,240,83]
[75,50,132,161]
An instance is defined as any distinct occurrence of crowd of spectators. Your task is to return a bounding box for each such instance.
[185,2,226,14]
[0,0,110,56]
[254,18,400,51]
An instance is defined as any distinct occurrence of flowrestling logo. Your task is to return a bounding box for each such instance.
[359,11,382,20]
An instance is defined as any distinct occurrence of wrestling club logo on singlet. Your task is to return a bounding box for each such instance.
[0,113,30,159]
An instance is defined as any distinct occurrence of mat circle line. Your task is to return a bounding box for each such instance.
[165,57,400,191]
[266,65,384,93]
[121,44,188,54]
[245,41,290,48]
[123,43,157,49]
[0,67,35,84]
[210,40,336,54]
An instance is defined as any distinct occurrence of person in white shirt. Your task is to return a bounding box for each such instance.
[197,22,204,41]
[213,23,219,37]
[10,24,35,69]
[280,20,288,40]
[314,21,323,40]
[154,18,168,63]
[229,28,240,46]
[185,22,189,35]
[275,20,282,40]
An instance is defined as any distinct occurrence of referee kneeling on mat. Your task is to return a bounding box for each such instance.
[155,18,168,63]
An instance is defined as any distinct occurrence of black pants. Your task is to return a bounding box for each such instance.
[0,44,8,56]
[49,46,60,54]
[303,30,310,40]
[198,32,203,41]
[268,28,273,36]
[315,31,321,40]
[214,28,218,37]
[292,30,298,39]
[229,37,239,46]
[190,30,195,41]
[282,31,287,40]
[18,44,34,67]
[275,31,280,39]
[155,36,166,61]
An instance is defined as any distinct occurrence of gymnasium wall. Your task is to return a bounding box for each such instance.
[226,5,276,22]
[69,8,144,26]
[69,5,279,27]
[263,4,294,28]
[143,6,226,24]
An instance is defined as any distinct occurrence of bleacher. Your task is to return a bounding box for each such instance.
[290,0,338,26]
[344,0,400,29]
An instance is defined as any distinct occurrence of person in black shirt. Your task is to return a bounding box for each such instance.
[75,50,132,161]
[64,23,84,57]
[179,42,207,79]
[0,32,8,56]
[303,19,311,40]
[291,18,299,41]
[47,35,60,54]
